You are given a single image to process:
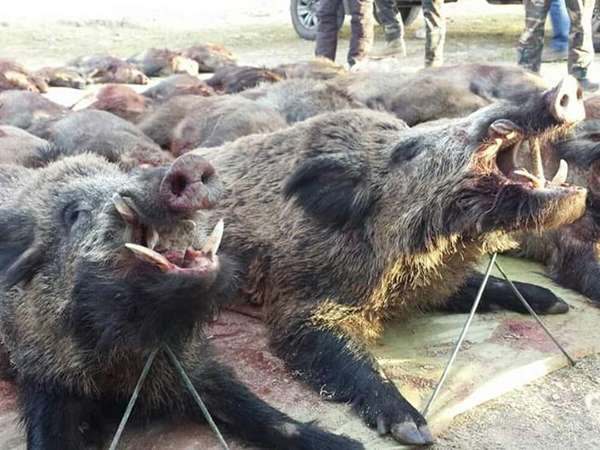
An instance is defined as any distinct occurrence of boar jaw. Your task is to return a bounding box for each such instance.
[113,193,223,280]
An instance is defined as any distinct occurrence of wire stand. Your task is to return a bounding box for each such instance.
[422,252,576,418]
[109,345,230,450]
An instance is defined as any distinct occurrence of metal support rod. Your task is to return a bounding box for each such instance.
[109,347,159,450]
[421,252,498,418]
[493,260,576,366]
[164,345,231,450]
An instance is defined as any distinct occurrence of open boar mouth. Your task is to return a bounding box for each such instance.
[479,126,575,192]
[112,193,222,278]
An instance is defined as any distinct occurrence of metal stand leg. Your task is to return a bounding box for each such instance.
[164,345,231,450]
[421,253,498,417]
[422,252,576,418]
[109,348,159,450]
[109,346,230,450]
[492,260,576,366]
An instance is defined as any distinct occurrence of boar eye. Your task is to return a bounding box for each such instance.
[63,203,91,230]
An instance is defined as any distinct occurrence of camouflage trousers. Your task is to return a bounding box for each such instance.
[373,0,444,66]
[517,0,595,78]
[423,0,446,67]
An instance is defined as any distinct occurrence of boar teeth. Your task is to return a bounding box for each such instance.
[146,227,159,250]
[112,193,137,223]
[125,243,172,272]
[551,159,569,185]
[513,169,545,189]
[201,219,224,256]
[529,138,546,183]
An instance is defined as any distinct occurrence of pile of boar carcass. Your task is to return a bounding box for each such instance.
[0,42,598,449]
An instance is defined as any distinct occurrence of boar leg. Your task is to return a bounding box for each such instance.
[549,237,600,306]
[268,315,433,446]
[185,358,364,450]
[19,382,104,450]
[442,273,569,314]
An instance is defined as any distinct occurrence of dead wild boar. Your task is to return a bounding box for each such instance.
[70,54,149,85]
[0,59,48,93]
[127,48,199,77]
[170,95,287,155]
[34,110,172,170]
[0,153,361,450]
[142,74,215,102]
[241,78,364,124]
[206,65,283,94]
[71,85,154,123]
[34,66,88,89]
[187,77,585,445]
[0,90,68,134]
[419,63,549,102]
[0,126,49,164]
[180,43,237,72]
[271,57,347,80]
[137,95,212,149]
[339,64,549,126]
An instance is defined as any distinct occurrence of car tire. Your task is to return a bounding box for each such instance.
[291,0,345,41]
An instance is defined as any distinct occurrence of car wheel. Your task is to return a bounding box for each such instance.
[291,0,345,41]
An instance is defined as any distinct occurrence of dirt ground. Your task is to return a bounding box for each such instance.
[1,0,600,448]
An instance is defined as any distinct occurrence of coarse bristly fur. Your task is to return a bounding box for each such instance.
[513,115,600,304]
[0,154,363,450]
[188,82,586,445]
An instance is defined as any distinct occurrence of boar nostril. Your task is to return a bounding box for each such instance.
[170,173,188,197]
[560,94,569,108]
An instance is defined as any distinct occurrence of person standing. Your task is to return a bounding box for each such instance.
[315,0,374,67]
[517,0,598,91]
[370,0,445,66]
[371,0,407,56]
[423,0,446,67]
[543,0,570,61]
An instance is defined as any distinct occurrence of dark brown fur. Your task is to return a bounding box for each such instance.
[142,74,215,102]
[34,66,88,89]
[127,48,199,77]
[0,126,49,164]
[206,65,283,94]
[72,85,154,123]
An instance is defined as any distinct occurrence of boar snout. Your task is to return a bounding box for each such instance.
[160,153,220,213]
[546,76,585,124]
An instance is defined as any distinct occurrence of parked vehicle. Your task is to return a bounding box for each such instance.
[291,0,600,52]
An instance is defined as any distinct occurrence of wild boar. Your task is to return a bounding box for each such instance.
[0,153,361,450]
[33,110,172,170]
[170,95,287,155]
[180,43,237,72]
[241,78,365,124]
[206,65,283,94]
[271,57,347,80]
[187,77,585,445]
[71,85,154,123]
[0,90,67,135]
[70,55,149,85]
[34,66,89,89]
[127,48,199,77]
[0,126,49,165]
[142,74,215,102]
[0,59,48,93]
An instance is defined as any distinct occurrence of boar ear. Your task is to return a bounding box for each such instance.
[0,208,42,288]
[283,155,374,228]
